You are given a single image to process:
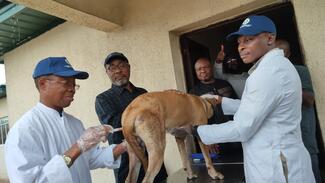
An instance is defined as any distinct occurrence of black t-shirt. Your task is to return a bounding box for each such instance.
[189,79,243,160]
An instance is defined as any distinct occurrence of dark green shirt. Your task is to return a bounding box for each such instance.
[295,65,319,154]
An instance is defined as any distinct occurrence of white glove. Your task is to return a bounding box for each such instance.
[200,94,219,100]
[77,125,113,153]
[200,94,222,107]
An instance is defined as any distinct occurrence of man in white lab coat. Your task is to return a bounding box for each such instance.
[193,15,315,182]
[5,57,127,183]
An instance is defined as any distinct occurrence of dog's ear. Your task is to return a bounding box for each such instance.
[200,98,215,119]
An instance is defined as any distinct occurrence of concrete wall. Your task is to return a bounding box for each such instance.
[0,98,7,118]
[54,0,123,25]
[2,0,325,182]
[292,0,325,134]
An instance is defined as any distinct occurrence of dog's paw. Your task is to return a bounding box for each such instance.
[186,174,198,180]
[207,168,224,180]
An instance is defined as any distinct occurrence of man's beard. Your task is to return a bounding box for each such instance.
[112,78,129,86]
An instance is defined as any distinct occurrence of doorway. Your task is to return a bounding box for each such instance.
[180,2,304,92]
[180,1,325,179]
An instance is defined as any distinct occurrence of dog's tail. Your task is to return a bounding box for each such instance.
[122,113,148,171]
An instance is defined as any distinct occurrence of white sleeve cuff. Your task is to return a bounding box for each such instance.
[41,155,73,183]
[197,122,241,145]
[88,144,121,170]
[105,144,121,169]
[222,97,241,115]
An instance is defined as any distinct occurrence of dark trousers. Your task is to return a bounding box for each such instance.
[310,153,322,183]
[113,152,168,183]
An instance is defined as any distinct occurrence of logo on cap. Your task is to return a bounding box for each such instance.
[226,15,276,41]
[240,18,251,28]
[32,57,89,79]
[64,58,72,68]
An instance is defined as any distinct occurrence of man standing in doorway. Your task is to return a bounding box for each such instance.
[189,57,242,159]
[192,15,315,182]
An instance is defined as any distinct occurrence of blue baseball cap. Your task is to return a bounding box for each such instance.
[227,15,276,41]
[32,57,89,79]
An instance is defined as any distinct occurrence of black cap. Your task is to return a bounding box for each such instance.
[104,52,128,66]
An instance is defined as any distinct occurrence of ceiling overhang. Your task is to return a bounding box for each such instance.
[0,1,65,56]
[10,0,123,32]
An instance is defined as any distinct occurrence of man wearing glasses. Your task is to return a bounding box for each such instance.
[95,52,168,183]
[5,57,127,183]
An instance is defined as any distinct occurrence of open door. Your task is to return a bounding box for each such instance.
[179,2,325,178]
[180,36,210,91]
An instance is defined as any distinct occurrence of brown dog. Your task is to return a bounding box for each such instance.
[122,91,224,183]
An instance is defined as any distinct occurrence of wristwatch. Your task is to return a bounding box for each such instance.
[62,154,73,168]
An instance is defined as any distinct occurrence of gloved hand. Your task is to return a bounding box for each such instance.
[200,94,222,107]
[77,125,113,153]
[200,94,219,100]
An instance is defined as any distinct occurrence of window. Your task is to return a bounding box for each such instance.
[0,116,9,144]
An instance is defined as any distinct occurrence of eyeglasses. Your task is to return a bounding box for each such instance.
[106,62,129,72]
[46,79,80,90]
[195,66,211,72]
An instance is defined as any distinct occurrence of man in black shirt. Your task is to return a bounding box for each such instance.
[95,52,168,183]
[190,57,242,160]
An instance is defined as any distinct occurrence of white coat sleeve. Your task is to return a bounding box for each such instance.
[198,71,281,144]
[221,97,241,115]
[88,144,121,170]
[5,126,73,183]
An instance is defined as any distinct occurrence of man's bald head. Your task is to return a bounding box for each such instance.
[194,58,215,84]
[276,39,291,58]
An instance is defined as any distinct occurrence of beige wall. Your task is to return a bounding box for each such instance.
[0,98,7,118]
[292,0,325,134]
[2,0,325,182]
[54,0,123,25]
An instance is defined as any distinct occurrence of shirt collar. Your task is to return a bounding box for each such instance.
[37,102,65,117]
[248,48,282,75]
[111,82,136,95]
